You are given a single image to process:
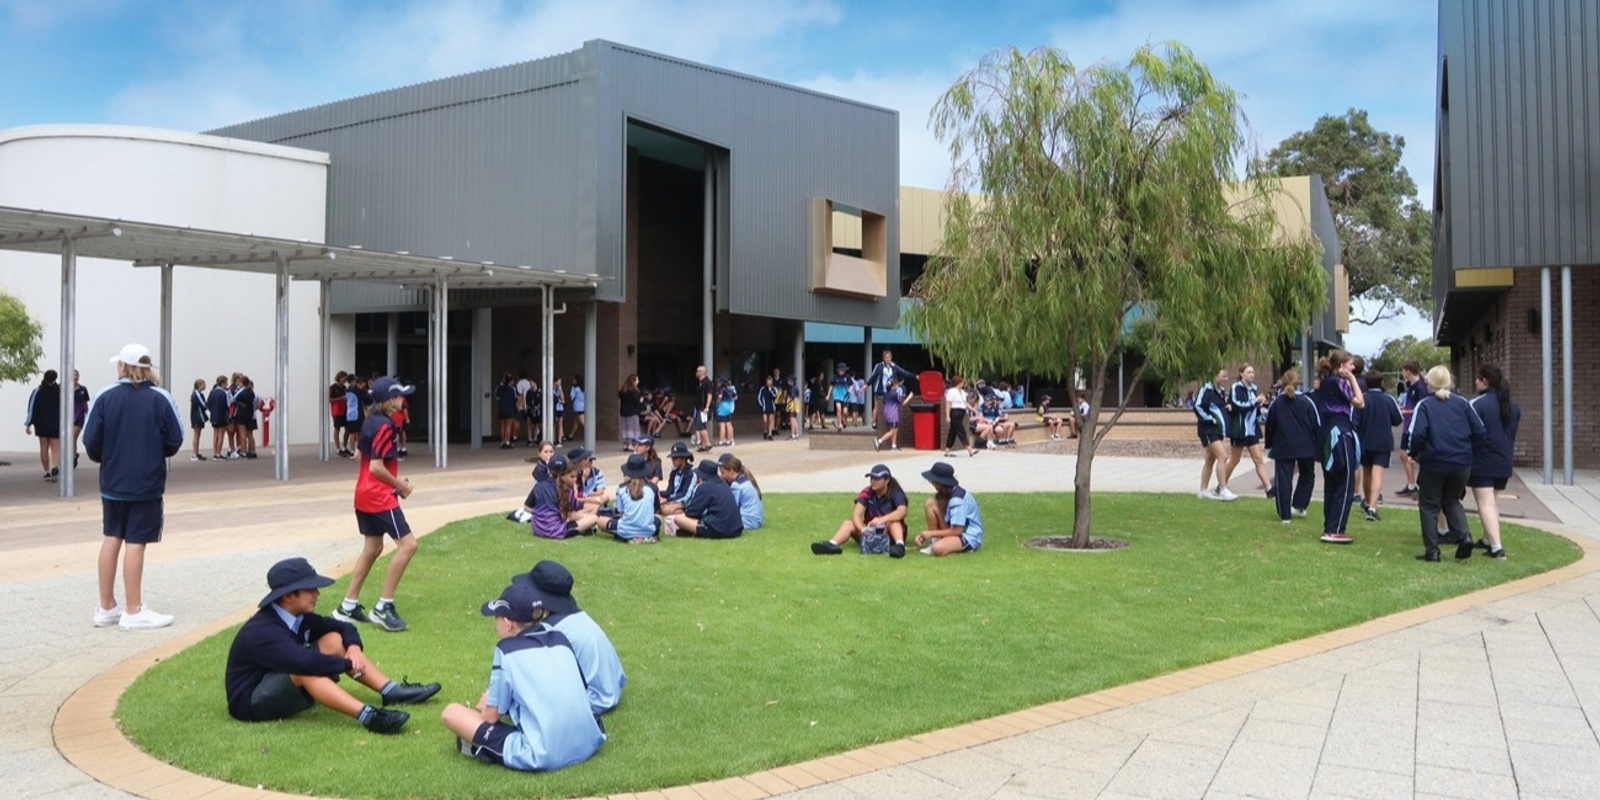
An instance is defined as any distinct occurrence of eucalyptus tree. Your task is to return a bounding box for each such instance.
[908,43,1326,546]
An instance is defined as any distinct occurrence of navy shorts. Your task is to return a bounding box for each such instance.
[355,507,412,539]
[714,412,732,423]
[1360,450,1392,468]
[1229,435,1260,448]
[692,411,708,431]
[1468,474,1508,490]
[1198,430,1223,447]
[469,721,517,765]
[102,498,164,545]
[247,672,315,721]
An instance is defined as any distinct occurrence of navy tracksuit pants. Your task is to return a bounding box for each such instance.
[1273,458,1316,520]
[1321,422,1357,534]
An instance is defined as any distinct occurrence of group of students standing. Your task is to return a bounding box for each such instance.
[188,372,267,461]
[492,370,587,450]
[1195,354,1521,560]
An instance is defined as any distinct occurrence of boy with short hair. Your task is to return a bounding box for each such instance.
[441,582,606,771]
[335,377,417,632]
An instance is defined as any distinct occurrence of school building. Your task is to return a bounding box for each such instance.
[1431,0,1600,476]
[1,38,1346,482]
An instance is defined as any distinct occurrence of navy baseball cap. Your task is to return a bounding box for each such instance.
[481,582,545,623]
[370,377,415,401]
[865,464,892,479]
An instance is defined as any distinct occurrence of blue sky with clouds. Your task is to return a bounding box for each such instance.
[0,0,1438,356]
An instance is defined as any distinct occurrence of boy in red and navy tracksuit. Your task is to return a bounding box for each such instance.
[334,377,417,632]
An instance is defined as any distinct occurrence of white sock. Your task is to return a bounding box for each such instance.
[341,598,359,611]
[377,598,394,609]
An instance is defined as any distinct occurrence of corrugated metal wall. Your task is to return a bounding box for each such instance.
[595,42,900,328]
[208,40,902,329]
[1438,0,1600,271]
[209,49,601,309]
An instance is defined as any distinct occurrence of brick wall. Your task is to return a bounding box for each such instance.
[1453,267,1600,469]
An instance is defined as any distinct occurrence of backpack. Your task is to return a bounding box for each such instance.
[859,525,890,555]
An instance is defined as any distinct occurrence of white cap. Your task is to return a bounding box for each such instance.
[111,343,154,367]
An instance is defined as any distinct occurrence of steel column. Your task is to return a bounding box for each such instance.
[1562,265,1573,485]
[274,256,290,481]
[58,236,77,498]
[1541,266,1553,484]
[584,300,597,452]
[319,279,331,462]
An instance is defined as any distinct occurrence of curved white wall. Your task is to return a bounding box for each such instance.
[0,125,345,454]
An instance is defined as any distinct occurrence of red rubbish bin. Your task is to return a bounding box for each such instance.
[913,407,938,450]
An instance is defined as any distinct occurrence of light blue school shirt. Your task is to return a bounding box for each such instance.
[485,626,605,771]
[730,476,764,529]
[549,611,627,714]
[946,486,984,550]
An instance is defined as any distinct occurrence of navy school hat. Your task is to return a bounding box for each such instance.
[567,446,594,462]
[695,459,721,479]
[668,442,694,461]
[865,464,893,479]
[621,453,654,480]
[509,560,581,615]
[921,461,959,487]
[259,557,335,608]
[369,376,416,401]
[546,454,569,474]
[634,434,655,446]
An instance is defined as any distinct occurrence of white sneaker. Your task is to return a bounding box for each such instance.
[1291,508,1307,518]
[93,604,123,627]
[920,546,934,556]
[1198,489,1219,500]
[1216,487,1239,501]
[119,606,174,630]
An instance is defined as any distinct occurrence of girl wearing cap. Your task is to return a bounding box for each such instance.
[658,443,698,515]
[915,462,984,556]
[632,436,663,483]
[576,454,661,542]
[812,464,909,557]
[525,454,581,539]
[715,377,738,446]
[718,454,764,530]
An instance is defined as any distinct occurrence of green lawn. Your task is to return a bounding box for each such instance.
[118,492,1582,799]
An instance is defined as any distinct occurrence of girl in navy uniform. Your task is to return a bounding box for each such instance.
[658,442,698,516]
[1354,370,1403,521]
[1403,365,1485,561]
[1263,369,1320,523]
[757,375,779,441]
[207,375,230,459]
[24,369,62,481]
[1221,365,1273,497]
[1313,351,1367,544]
[1395,361,1426,496]
[188,378,209,461]
[495,372,519,448]
[830,363,852,431]
[1194,369,1233,501]
[550,378,566,444]
[1468,365,1519,559]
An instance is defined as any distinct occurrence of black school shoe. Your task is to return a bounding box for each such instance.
[889,541,906,559]
[811,541,842,555]
[1455,538,1475,560]
[383,678,442,706]
[1416,550,1441,562]
[361,707,410,734]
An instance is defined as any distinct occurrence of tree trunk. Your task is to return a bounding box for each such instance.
[1070,428,1096,547]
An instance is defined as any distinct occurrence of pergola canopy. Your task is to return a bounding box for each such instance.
[0,204,595,496]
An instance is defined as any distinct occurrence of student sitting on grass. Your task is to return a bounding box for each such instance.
[514,560,627,713]
[630,435,663,483]
[914,462,984,556]
[441,582,606,772]
[658,442,698,516]
[574,454,661,543]
[811,463,909,558]
[569,447,607,510]
[524,454,582,539]
[663,459,743,538]
[717,453,764,530]
[224,558,439,735]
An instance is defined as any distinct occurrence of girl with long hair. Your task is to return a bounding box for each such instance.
[1468,365,1519,559]
[1194,368,1233,500]
[812,464,909,557]
[1220,364,1273,496]
[24,369,62,481]
[717,454,764,530]
[943,375,978,458]
[1312,351,1366,544]
[914,462,984,556]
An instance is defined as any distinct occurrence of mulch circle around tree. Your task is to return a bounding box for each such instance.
[1024,536,1129,552]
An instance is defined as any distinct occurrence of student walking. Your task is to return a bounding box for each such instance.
[1313,351,1367,545]
[1404,365,1485,561]
[1221,365,1273,496]
[1263,369,1319,523]
[24,369,62,481]
[86,344,184,630]
[1354,370,1403,521]
[1468,365,1520,559]
[334,377,419,631]
[942,375,978,458]
[1194,369,1234,501]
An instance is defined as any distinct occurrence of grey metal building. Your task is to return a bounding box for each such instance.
[1433,0,1600,477]
[211,39,901,442]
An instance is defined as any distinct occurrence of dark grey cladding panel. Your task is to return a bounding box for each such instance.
[1436,0,1600,271]
[209,47,604,298]
[597,43,901,329]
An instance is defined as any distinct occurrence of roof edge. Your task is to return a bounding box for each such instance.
[0,124,330,165]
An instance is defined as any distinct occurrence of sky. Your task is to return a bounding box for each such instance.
[0,0,1438,358]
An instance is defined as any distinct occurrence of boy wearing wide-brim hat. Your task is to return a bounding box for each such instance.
[658,441,698,516]
[441,582,606,771]
[224,558,439,734]
[663,459,743,538]
[914,462,985,556]
[511,560,627,713]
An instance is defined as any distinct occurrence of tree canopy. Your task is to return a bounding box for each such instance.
[0,290,43,384]
[1366,334,1450,378]
[1260,108,1432,324]
[909,42,1326,546]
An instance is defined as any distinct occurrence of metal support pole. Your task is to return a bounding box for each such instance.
[863,328,873,424]
[584,300,597,452]
[59,236,77,498]
[274,257,290,481]
[160,264,173,396]
[319,279,331,462]
[437,274,449,469]
[428,285,440,462]
[386,312,399,376]
[541,285,554,449]
[1562,265,1573,485]
[792,322,805,438]
[1541,267,1553,485]
[471,307,492,450]
[702,153,715,371]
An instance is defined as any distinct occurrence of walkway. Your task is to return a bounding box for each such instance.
[3,441,1598,799]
